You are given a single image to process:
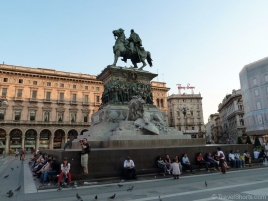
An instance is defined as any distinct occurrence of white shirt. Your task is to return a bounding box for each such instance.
[254,151,259,159]
[61,163,70,173]
[229,153,235,161]
[217,150,225,159]
[124,160,135,168]
[35,149,39,154]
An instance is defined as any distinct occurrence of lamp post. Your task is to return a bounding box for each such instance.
[180,107,189,134]
[0,99,8,107]
[261,115,267,143]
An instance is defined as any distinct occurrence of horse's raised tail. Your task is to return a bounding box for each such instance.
[146,51,153,67]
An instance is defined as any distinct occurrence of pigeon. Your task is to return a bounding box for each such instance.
[95,195,98,200]
[108,194,116,199]
[8,190,13,197]
[127,186,134,191]
[11,168,14,171]
[118,184,123,187]
[4,175,9,178]
[6,190,12,194]
[76,193,83,201]
[15,185,21,191]
[17,166,19,168]
[57,187,62,191]
[205,181,207,187]
[159,195,162,201]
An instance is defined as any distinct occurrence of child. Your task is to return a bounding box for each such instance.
[170,159,181,179]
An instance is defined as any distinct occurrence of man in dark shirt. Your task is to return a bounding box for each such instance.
[42,159,58,183]
[81,138,90,175]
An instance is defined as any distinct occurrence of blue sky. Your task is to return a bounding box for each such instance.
[1,0,268,123]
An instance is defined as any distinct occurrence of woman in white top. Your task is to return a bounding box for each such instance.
[170,159,180,179]
[58,157,71,185]
[217,147,226,174]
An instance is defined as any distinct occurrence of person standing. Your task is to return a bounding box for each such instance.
[19,148,24,161]
[217,147,226,174]
[21,148,26,164]
[80,138,90,175]
[123,156,137,180]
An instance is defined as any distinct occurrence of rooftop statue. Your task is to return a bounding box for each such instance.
[112,28,153,70]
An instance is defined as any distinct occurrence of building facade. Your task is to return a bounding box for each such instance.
[239,57,268,143]
[0,64,170,154]
[218,89,245,144]
[205,113,219,142]
[167,93,205,138]
[0,64,103,154]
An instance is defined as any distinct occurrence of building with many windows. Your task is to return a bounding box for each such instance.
[167,93,205,138]
[0,64,170,154]
[0,64,103,154]
[240,57,268,143]
[218,89,245,144]
[205,113,219,142]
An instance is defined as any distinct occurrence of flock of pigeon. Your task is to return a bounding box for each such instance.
[4,166,21,197]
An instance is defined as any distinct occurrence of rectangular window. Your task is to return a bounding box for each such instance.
[46,92,51,100]
[257,101,261,110]
[73,85,76,89]
[192,127,195,130]
[254,89,259,96]
[84,95,88,103]
[72,94,77,102]
[19,79,23,84]
[33,81,37,85]
[17,89,22,97]
[30,111,35,121]
[2,88,7,97]
[60,83,64,88]
[15,111,21,121]
[96,95,100,103]
[84,115,88,122]
[32,90,37,99]
[47,82,51,86]
[0,110,4,120]
[265,74,268,82]
[85,86,88,90]
[253,78,257,86]
[59,92,64,100]
[96,87,100,91]
[178,127,181,131]
[3,78,8,82]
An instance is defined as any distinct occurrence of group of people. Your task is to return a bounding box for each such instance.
[29,148,72,186]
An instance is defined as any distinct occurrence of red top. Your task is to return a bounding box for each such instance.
[197,155,203,161]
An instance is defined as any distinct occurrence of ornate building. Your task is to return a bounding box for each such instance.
[218,89,245,144]
[0,64,103,154]
[0,64,170,154]
[205,113,219,142]
[240,57,268,143]
[167,93,205,138]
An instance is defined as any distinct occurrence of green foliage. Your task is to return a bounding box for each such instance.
[237,137,243,144]
[246,136,252,144]
[254,137,261,147]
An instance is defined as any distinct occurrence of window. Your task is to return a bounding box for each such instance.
[17,89,23,97]
[186,127,188,130]
[60,83,64,88]
[33,81,37,85]
[58,112,63,122]
[257,101,261,110]
[96,87,100,91]
[59,92,64,101]
[191,111,193,116]
[178,127,181,131]
[46,92,51,100]
[85,86,88,90]
[192,127,194,130]
[254,89,259,96]
[32,90,37,99]
[0,110,5,120]
[3,78,8,82]
[71,113,76,122]
[160,99,164,107]
[96,95,100,103]
[47,82,51,86]
[83,114,88,122]
[84,95,89,103]
[73,85,76,89]
[265,75,268,82]
[19,79,23,84]
[177,111,180,116]
[30,111,35,121]
[15,111,21,121]
[2,88,7,97]
[72,94,77,102]
[44,112,49,121]
[253,78,257,86]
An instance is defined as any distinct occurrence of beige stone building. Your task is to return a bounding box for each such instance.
[205,113,219,142]
[167,93,205,138]
[0,64,103,154]
[218,89,245,144]
[0,64,170,154]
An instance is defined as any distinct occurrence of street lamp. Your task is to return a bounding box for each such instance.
[180,107,189,133]
[0,99,8,107]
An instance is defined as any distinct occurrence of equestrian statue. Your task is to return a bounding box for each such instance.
[111,28,153,70]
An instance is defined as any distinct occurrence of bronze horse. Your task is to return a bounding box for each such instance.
[112,28,153,70]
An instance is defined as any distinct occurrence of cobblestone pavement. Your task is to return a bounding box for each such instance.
[0,154,268,201]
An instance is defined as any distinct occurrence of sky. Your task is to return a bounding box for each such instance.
[1,0,268,123]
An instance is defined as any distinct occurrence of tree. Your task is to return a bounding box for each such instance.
[254,136,261,147]
[246,136,252,144]
[237,137,243,144]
